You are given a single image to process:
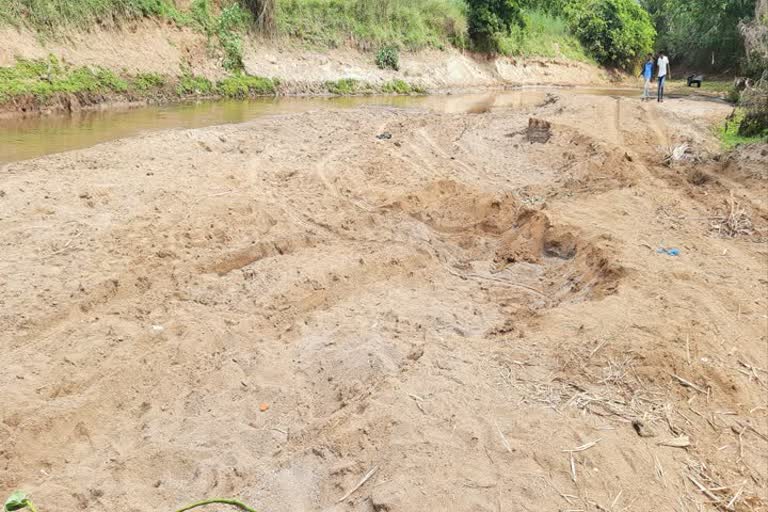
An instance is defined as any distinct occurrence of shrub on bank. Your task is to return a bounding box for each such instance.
[177,74,215,96]
[466,0,525,53]
[217,74,278,97]
[325,78,375,94]
[0,57,131,100]
[738,72,768,138]
[132,72,167,91]
[381,79,424,93]
[276,0,468,50]
[565,0,655,69]
[498,9,593,62]
[376,46,400,70]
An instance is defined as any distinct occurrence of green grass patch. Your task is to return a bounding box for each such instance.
[719,108,768,149]
[217,74,278,97]
[0,0,188,31]
[498,10,593,62]
[381,78,423,94]
[176,73,216,95]
[0,56,278,105]
[0,56,131,101]
[189,0,251,72]
[131,72,167,91]
[276,0,468,50]
[325,78,374,95]
[667,79,735,97]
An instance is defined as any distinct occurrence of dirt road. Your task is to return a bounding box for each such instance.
[1,93,766,511]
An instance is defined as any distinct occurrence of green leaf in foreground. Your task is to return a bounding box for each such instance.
[4,491,32,512]
[175,498,258,512]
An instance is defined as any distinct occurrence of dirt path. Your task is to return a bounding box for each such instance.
[0,94,766,512]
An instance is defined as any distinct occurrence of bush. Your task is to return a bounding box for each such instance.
[325,78,374,94]
[497,9,592,61]
[276,0,468,50]
[565,0,655,69]
[132,72,166,91]
[467,0,525,53]
[217,74,277,97]
[738,72,768,138]
[0,0,186,31]
[376,46,400,70]
[381,79,421,93]
[177,74,215,95]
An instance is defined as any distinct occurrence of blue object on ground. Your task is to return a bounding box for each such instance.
[656,247,681,256]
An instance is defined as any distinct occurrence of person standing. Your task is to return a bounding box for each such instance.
[657,51,671,102]
[640,54,654,101]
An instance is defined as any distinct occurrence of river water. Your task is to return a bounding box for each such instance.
[0,87,719,164]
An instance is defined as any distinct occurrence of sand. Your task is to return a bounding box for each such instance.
[0,93,766,512]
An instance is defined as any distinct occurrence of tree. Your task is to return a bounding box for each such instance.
[740,0,768,76]
[642,0,756,70]
[241,0,276,36]
[467,0,525,53]
[566,0,656,69]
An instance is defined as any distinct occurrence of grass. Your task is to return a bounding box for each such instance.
[0,56,130,100]
[323,77,424,94]
[0,0,469,51]
[176,73,216,96]
[0,0,597,64]
[0,56,278,104]
[718,108,768,149]
[0,0,252,72]
[275,0,468,49]
[498,10,593,63]
[0,0,187,31]
[217,73,278,97]
[381,78,424,94]
[0,56,419,105]
[132,72,166,91]
[325,78,373,94]
[666,79,735,97]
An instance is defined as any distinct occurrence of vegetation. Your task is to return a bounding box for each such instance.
[642,0,757,72]
[0,0,666,69]
[499,9,594,61]
[4,491,37,512]
[737,72,768,137]
[0,57,128,101]
[565,0,656,69]
[17,0,768,76]
[376,45,401,70]
[323,77,424,94]
[740,0,768,78]
[217,74,279,97]
[176,73,216,96]
[466,0,524,52]
[0,56,280,104]
[275,0,468,49]
[719,107,767,148]
[0,0,185,30]
[381,78,424,93]
[325,78,373,94]
[132,72,166,91]
[4,490,258,512]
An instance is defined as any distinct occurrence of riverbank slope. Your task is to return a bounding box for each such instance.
[0,15,620,118]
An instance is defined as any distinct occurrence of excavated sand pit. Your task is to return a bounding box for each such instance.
[1,93,766,511]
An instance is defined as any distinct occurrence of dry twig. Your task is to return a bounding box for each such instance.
[337,466,379,503]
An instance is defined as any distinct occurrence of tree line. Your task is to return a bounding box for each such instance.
[465,0,764,74]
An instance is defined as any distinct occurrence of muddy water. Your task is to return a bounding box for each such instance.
[0,87,704,164]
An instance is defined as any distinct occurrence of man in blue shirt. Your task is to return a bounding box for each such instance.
[640,54,654,101]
